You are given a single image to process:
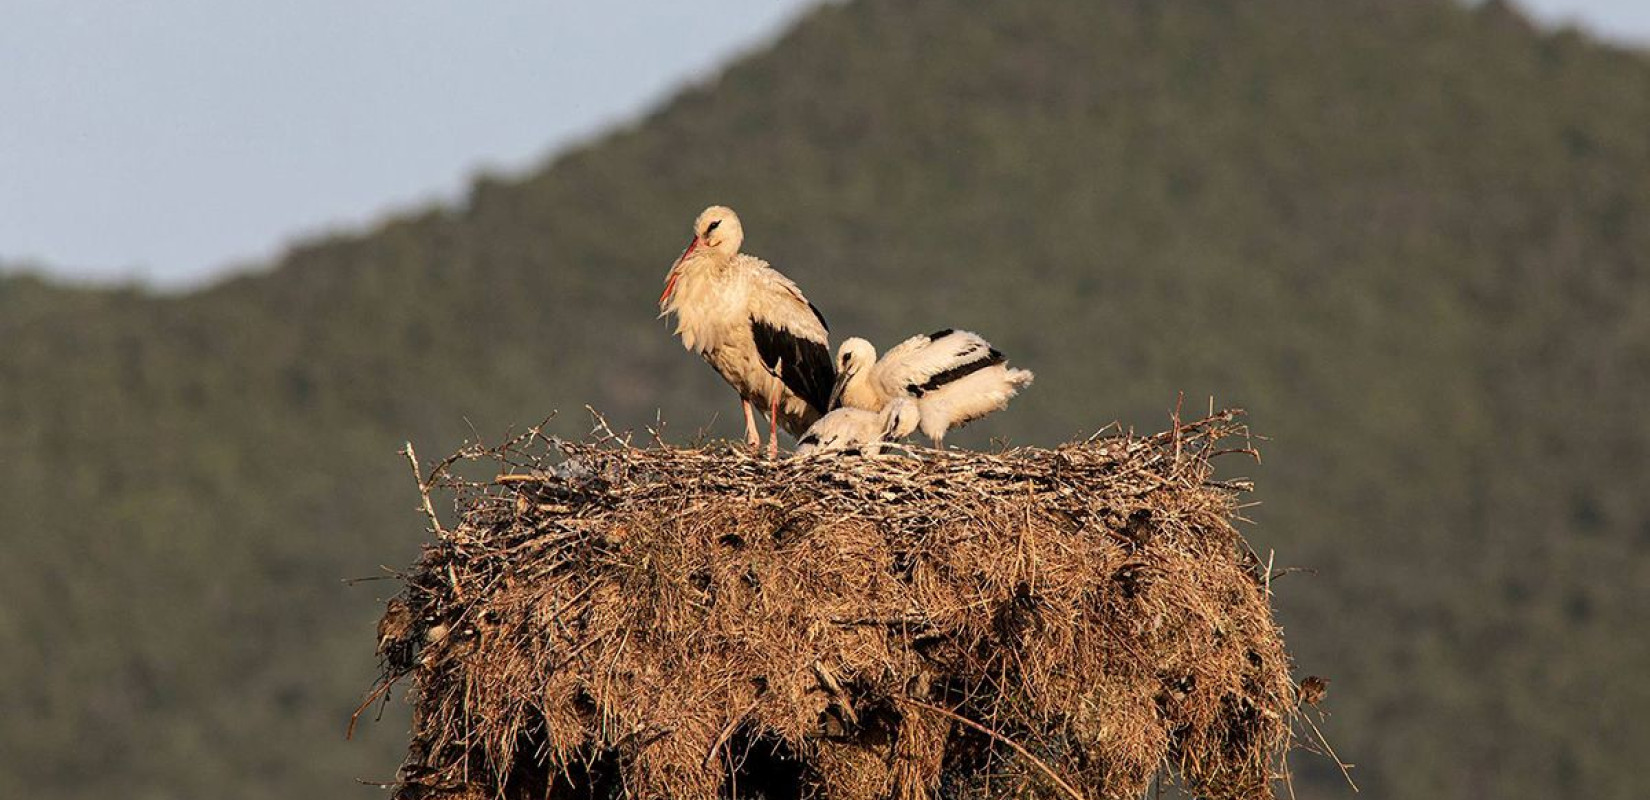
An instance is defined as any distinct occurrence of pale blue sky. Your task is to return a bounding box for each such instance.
[1,0,1644,286]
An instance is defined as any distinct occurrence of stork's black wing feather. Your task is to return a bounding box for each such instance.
[909,348,1004,397]
[751,318,836,415]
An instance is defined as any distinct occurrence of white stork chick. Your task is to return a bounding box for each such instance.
[830,329,1034,447]
[659,206,835,458]
[795,398,921,457]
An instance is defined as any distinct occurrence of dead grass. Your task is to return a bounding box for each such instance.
[368,408,1310,799]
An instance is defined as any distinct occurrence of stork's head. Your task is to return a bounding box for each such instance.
[828,337,878,409]
[660,205,744,310]
[836,337,877,374]
[693,205,743,255]
[881,397,921,441]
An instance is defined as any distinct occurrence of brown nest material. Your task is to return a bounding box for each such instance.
[367,409,1313,800]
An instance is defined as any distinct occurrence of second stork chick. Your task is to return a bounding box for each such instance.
[795,398,921,457]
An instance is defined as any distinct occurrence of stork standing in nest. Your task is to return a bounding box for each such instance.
[659,206,835,458]
[831,329,1034,447]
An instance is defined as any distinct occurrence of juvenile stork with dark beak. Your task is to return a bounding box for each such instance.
[831,329,1034,447]
[795,397,921,458]
[659,206,835,458]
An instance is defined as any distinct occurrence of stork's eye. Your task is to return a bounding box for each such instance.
[705,220,722,235]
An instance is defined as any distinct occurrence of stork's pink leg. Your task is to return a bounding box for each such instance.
[767,391,781,460]
[768,359,782,455]
[742,398,762,449]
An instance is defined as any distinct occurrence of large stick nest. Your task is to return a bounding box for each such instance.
[370,409,1310,800]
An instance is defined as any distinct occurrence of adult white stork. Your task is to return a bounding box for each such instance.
[658,206,835,458]
[795,397,921,457]
[830,329,1034,447]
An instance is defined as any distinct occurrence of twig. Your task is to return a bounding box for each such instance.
[586,405,628,447]
[1300,709,1358,792]
[1269,566,1317,581]
[346,676,398,740]
[829,613,932,628]
[703,698,763,768]
[493,473,543,484]
[403,442,446,537]
[1263,550,1274,598]
[341,573,400,585]
[1170,392,1185,471]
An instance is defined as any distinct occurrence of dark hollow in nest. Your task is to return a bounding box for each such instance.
[369,409,1310,800]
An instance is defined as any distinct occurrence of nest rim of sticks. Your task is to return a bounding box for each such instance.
[367,407,1338,800]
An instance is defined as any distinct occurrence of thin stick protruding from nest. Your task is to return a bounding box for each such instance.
[346,676,397,741]
[403,441,446,537]
[1299,708,1359,792]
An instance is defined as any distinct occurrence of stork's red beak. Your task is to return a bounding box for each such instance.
[658,237,699,308]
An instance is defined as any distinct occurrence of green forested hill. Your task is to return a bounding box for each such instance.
[4,0,1648,797]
